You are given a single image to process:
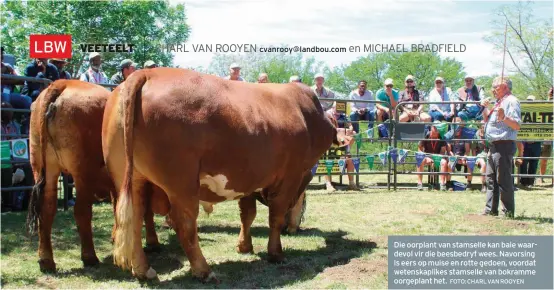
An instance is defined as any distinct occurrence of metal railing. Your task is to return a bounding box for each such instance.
[391,99,554,190]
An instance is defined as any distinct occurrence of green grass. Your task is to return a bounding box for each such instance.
[1,177,552,289]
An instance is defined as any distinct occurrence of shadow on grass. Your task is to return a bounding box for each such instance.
[513,216,554,224]
[55,226,376,289]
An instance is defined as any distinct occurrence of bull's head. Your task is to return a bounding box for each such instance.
[326,112,355,148]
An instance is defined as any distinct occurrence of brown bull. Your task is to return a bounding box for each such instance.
[26,80,168,273]
[102,68,353,281]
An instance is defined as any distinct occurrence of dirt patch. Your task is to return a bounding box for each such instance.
[411,209,437,216]
[320,258,387,282]
[35,276,57,290]
[368,236,388,248]
[465,214,530,228]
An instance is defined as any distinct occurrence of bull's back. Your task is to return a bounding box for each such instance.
[132,68,333,194]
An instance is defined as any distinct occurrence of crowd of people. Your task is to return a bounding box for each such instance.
[1,53,552,215]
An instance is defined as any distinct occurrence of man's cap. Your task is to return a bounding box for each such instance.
[405,75,415,81]
[119,59,137,69]
[229,63,240,69]
[50,58,68,63]
[289,75,300,82]
[526,95,536,101]
[464,75,475,80]
[88,52,101,61]
[435,76,445,83]
[143,60,156,68]
[314,73,324,79]
[384,78,394,86]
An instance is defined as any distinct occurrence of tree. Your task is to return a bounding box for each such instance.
[485,0,553,99]
[1,0,190,78]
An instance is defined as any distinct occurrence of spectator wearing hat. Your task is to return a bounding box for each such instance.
[111,59,137,85]
[312,73,336,112]
[428,77,455,122]
[456,75,486,122]
[349,80,376,134]
[481,76,521,218]
[398,75,431,123]
[518,95,541,188]
[257,73,269,83]
[21,58,60,101]
[225,63,244,81]
[375,78,399,122]
[50,59,71,79]
[143,60,157,69]
[79,52,109,84]
[289,75,301,83]
[1,48,31,110]
[539,87,553,185]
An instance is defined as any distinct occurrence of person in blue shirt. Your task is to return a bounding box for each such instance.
[21,58,60,101]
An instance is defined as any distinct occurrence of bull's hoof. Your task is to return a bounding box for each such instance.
[284,226,298,235]
[82,255,100,267]
[38,259,57,273]
[196,271,220,284]
[132,266,158,280]
[144,243,162,253]
[267,253,285,264]
[236,243,253,254]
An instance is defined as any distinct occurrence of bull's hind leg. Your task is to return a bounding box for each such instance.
[37,166,62,272]
[72,176,100,267]
[144,184,161,253]
[166,181,214,282]
[237,195,257,254]
[267,180,303,263]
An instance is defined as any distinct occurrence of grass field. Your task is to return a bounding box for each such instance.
[1,173,552,289]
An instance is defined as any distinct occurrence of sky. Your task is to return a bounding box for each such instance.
[170,0,553,77]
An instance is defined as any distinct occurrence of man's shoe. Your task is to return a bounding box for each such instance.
[417,183,424,191]
[440,184,447,191]
[326,183,336,192]
[479,210,498,216]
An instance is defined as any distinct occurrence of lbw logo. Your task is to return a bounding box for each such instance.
[30,34,134,58]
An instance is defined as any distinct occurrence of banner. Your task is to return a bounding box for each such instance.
[432,154,442,169]
[366,155,374,170]
[1,141,11,169]
[519,102,553,140]
[434,122,448,138]
[365,128,373,139]
[355,133,362,148]
[325,160,334,175]
[466,157,476,172]
[415,152,426,167]
[389,148,398,164]
[378,152,387,166]
[352,158,360,173]
[398,149,408,164]
[338,159,346,174]
[311,163,319,176]
[11,138,29,160]
[335,101,347,114]
[449,156,457,171]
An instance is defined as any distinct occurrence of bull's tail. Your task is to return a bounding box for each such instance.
[26,84,62,236]
[113,73,147,270]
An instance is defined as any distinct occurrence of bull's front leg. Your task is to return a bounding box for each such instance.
[237,194,257,254]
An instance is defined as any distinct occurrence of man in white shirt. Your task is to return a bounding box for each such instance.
[428,76,456,122]
[349,80,375,134]
[225,63,245,81]
[79,52,109,85]
[311,73,335,111]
